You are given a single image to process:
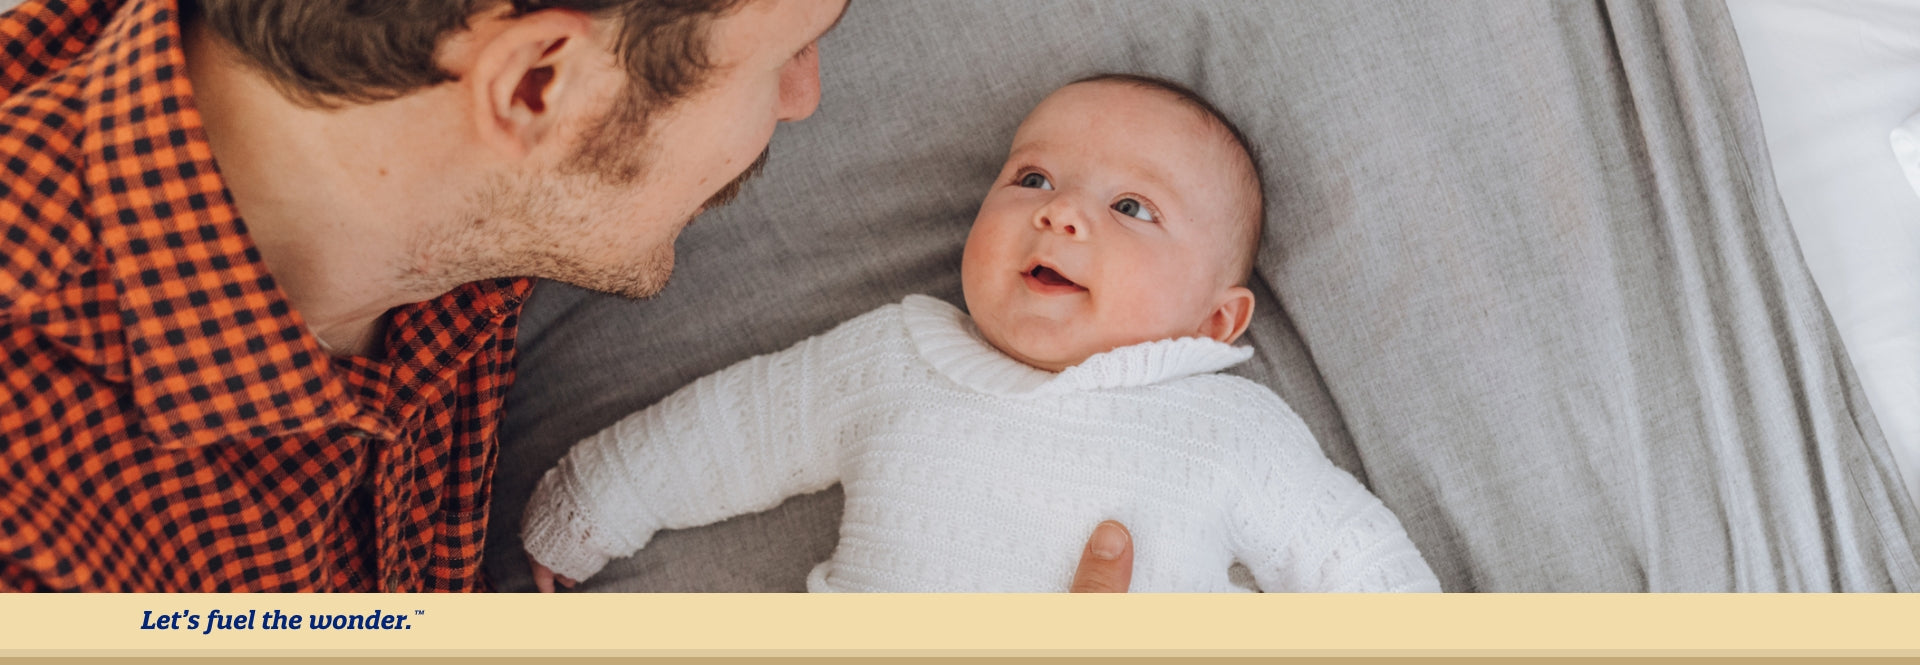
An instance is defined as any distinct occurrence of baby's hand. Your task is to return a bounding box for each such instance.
[529,557,578,593]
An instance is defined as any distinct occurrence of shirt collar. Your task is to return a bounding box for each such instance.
[329,277,531,437]
[900,294,1254,397]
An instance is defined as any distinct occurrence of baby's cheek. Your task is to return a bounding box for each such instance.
[1114,274,1212,341]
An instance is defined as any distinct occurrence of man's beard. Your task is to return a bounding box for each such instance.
[434,169,679,301]
[566,90,772,212]
[699,147,769,212]
[433,102,773,300]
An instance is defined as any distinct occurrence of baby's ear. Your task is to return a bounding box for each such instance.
[1200,286,1255,345]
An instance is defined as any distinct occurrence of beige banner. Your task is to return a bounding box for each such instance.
[1,594,1917,657]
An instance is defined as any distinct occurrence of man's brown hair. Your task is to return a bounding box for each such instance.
[184,0,747,110]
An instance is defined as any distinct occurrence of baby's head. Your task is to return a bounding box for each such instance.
[961,74,1264,372]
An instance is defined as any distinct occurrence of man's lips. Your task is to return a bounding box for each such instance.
[1022,264,1087,294]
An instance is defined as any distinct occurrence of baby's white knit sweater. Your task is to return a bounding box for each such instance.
[522,295,1440,592]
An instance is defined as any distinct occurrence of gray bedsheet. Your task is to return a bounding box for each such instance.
[485,0,1920,592]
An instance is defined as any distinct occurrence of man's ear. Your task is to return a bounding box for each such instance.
[1199,285,1255,345]
[462,9,601,159]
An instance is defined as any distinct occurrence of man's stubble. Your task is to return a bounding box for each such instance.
[422,93,769,300]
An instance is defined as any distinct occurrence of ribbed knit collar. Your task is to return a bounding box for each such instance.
[900,295,1253,396]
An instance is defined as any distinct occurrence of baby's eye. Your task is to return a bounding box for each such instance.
[1112,197,1155,222]
[1018,172,1053,190]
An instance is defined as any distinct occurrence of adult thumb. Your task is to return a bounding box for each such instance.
[1069,520,1133,593]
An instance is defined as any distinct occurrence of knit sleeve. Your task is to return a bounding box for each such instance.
[1224,385,1442,593]
[520,305,902,582]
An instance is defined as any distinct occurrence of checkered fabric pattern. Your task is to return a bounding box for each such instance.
[1,0,533,591]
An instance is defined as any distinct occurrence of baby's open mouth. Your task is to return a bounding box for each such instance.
[1026,264,1084,290]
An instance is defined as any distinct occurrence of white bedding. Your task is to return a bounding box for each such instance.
[1729,0,1920,511]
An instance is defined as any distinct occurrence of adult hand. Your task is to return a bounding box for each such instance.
[1068,520,1134,592]
[530,559,577,593]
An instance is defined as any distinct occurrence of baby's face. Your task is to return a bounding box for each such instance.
[961,81,1256,372]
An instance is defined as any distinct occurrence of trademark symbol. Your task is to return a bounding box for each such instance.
[414,609,426,616]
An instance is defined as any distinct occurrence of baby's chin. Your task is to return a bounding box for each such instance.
[974,320,1099,374]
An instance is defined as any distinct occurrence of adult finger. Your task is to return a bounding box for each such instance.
[532,561,556,593]
[1069,520,1133,593]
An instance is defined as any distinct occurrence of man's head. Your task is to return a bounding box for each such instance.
[190,0,848,298]
[960,75,1265,372]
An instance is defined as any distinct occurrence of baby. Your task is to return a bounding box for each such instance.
[520,74,1441,593]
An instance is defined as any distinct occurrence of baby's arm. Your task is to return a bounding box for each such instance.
[1228,390,1441,592]
[520,307,898,585]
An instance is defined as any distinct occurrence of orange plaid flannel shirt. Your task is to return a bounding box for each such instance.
[2,0,534,591]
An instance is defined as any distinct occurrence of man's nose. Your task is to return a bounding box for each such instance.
[777,46,823,122]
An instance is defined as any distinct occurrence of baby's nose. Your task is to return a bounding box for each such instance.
[1036,211,1084,238]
